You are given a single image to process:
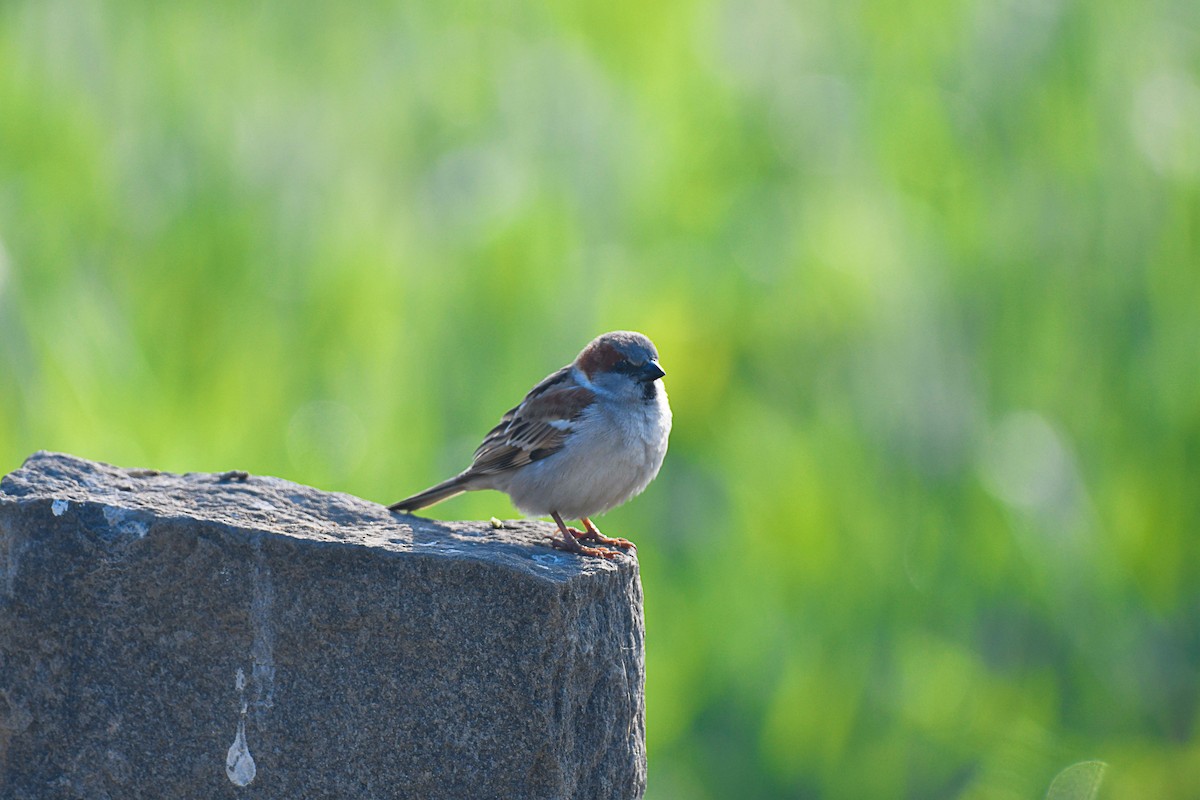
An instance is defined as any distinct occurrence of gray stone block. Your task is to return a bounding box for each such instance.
[0,452,646,799]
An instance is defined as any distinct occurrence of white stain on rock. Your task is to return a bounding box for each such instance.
[250,540,276,711]
[225,718,256,786]
[51,499,69,516]
[223,544,278,787]
[101,506,149,539]
[225,668,257,787]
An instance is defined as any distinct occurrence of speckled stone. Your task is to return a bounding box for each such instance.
[0,452,646,799]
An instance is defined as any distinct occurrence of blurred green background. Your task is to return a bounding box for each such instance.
[2,0,1198,796]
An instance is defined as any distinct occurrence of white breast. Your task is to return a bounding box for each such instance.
[501,386,672,519]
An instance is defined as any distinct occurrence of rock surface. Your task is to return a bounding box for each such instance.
[0,452,646,799]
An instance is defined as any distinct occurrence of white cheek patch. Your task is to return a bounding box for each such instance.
[570,366,612,397]
[570,366,595,390]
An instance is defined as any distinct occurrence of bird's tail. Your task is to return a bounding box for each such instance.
[388,473,473,512]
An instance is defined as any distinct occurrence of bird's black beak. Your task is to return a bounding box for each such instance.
[639,360,666,382]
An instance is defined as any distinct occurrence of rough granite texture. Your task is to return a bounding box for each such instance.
[0,452,646,800]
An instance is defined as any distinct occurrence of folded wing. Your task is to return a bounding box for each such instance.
[469,367,594,475]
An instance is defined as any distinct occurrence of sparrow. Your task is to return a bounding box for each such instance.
[389,331,672,559]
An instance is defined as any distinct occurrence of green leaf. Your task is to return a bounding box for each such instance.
[1046,761,1108,800]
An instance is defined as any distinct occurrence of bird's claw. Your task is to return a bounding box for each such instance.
[546,535,623,560]
[601,536,637,550]
[570,527,636,550]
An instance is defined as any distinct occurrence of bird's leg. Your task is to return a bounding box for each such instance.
[547,512,621,560]
[574,517,636,550]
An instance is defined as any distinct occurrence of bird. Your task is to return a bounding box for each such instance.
[389,331,672,559]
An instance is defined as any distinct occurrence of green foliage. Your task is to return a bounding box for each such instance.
[2,0,1198,796]
[1046,761,1107,800]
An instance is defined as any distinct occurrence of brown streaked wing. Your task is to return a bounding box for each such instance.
[471,367,570,460]
[467,368,593,475]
